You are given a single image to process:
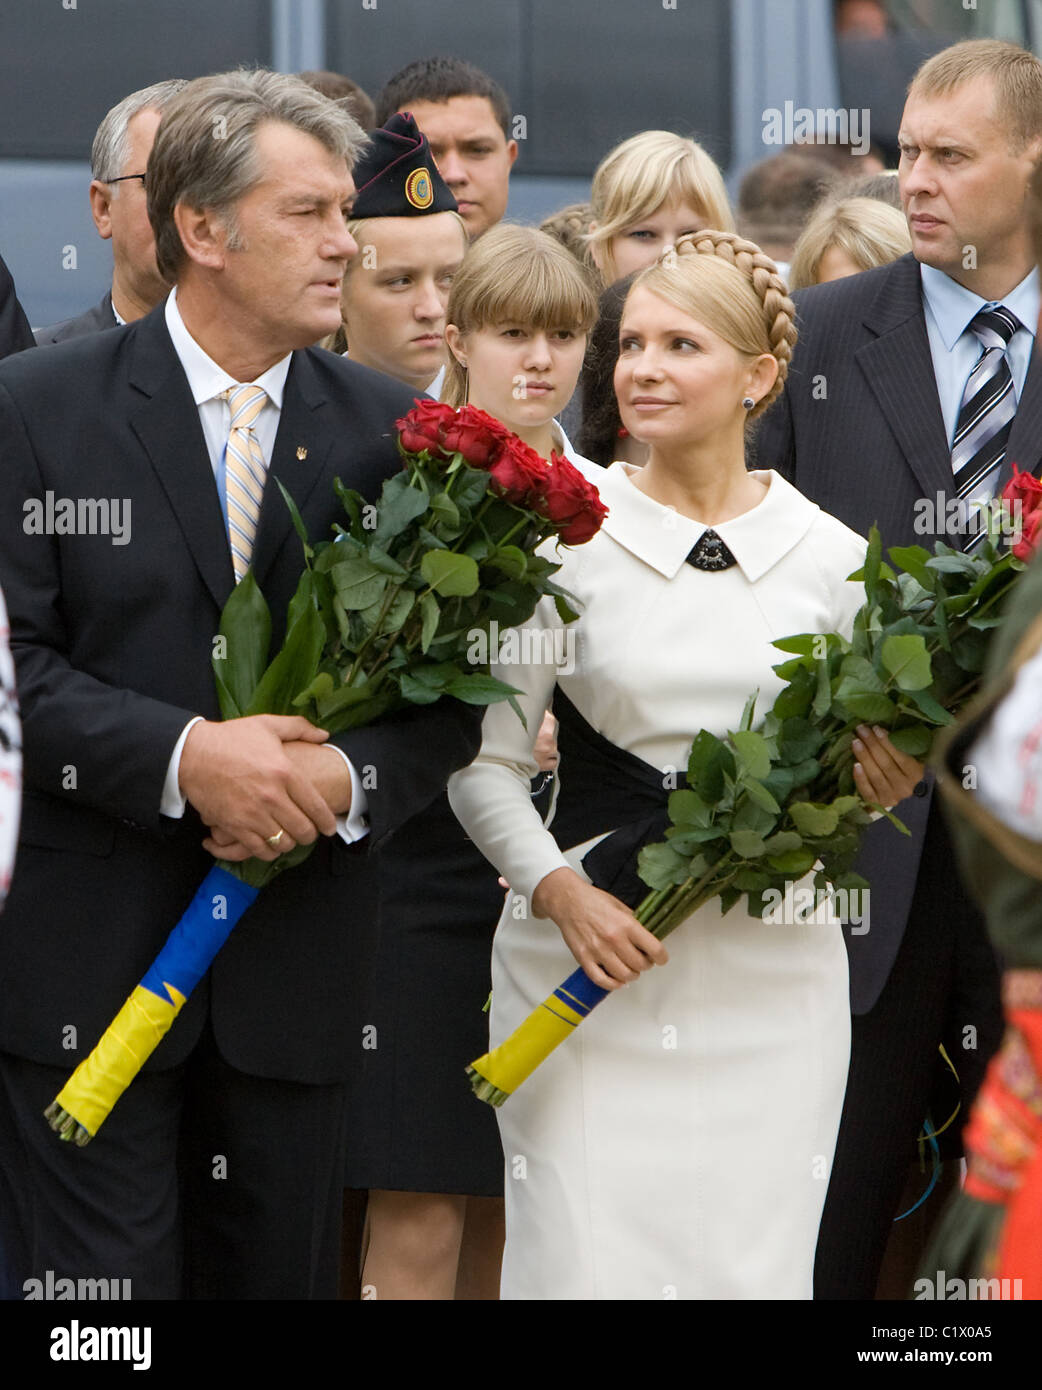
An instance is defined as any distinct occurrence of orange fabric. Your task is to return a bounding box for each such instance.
[997,1009,1042,1298]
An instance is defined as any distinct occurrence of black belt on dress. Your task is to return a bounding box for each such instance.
[550,685,684,909]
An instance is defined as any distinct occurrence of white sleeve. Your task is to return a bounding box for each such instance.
[448,594,572,905]
[322,744,370,843]
[968,644,1042,842]
[160,716,204,817]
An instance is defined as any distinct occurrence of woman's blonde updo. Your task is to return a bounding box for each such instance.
[630,229,797,420]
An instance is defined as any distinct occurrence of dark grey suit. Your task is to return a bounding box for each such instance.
[33,292,117,346]
[0,303,482,1298]
[756,252,1018,1297]
[0,253,32,359]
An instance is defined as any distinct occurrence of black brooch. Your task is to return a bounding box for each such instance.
[685,529,738,572]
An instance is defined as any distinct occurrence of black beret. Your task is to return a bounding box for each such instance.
[351,112,458,218]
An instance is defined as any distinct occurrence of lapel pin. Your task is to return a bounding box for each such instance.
[296,446,308,460]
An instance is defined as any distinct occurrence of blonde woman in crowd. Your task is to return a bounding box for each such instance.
[350,224,599,1300]
[449,231,921,1299]
[788,195,912,290]
[585,130,734,286]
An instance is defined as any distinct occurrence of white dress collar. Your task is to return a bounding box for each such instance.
[597,463,821,583]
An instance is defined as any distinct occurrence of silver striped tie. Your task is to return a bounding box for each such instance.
[951,305,1019,551]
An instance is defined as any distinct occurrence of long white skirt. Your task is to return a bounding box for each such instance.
[491,839,851,1300]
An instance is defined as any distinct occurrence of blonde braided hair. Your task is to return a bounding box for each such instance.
[632,228,797,420]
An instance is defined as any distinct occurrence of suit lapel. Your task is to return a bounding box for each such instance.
[250,349,334,588]
[127,307,235,611]
[855,255,954,500]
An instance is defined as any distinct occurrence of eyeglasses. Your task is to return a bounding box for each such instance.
[106,173,146,187]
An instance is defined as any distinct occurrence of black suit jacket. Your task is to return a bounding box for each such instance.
[0,253,33,360]
[756,252,1042,1012]
[33,292,117,346]
[0,304,481,1082]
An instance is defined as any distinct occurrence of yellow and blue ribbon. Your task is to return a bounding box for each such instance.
[49,866,258,1142]
[468,967,608,1105]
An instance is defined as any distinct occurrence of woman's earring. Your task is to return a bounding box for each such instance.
[742,396,755,411]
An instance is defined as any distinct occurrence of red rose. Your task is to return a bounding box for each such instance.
[1014,506,1042,562]
[539,453,609,545]
[442,406,512,469]
[487,435,550,505]
[396,399,458,459]
[1001,464,1042,561]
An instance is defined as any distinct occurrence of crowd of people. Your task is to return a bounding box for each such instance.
[0,37,1040,1303]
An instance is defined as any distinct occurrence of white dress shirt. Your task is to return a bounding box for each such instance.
[920,263,1039,451]
[160,289,368,842]
[970,644,1042,843]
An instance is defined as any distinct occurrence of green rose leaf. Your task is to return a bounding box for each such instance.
[838,654,885,691]
[421,550,481,597]
[453,466,493,512]
[789,801,840,838]
[374,471,431,544]
[888,724,933,756]
[888,544,936,591]
[333,478,367,538]
[766,846,817,876]
[771,633,819,656]
[743,778,781,814]
[778,717,823,765]
[553,593,581,623]
[687,730,734,804]
[487,545,528,580]
[419,592,440,654]
[733,867,771,892]
[668,788,714,828]
[638,841,695,889]
[214,567,271,718]
[274,477,314,561]
[330,555,389,611]
[836,690,897,724]
[444,671,524,706]
[731,730,772,780]
[880,633,932,691]
[429,490,460,531]
[729,829,768,858]
[244,600,324,718]
[763,830,803,855]
[773,666,815,719]
[899,685,953,725]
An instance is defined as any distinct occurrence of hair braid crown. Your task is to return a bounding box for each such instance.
[669,229,796,417]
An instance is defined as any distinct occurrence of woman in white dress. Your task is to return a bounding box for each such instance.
[448,231,923,1300]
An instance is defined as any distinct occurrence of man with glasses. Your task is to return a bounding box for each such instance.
[35,80,187,345]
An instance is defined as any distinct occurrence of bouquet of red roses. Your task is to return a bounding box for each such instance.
[45,401,607,1146]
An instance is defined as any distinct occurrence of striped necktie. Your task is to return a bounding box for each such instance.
[221,383,268,582]
[951,305,1019,550]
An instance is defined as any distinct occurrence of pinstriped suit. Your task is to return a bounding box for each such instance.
[755,252,1035,1297]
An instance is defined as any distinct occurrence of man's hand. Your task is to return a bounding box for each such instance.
[201,740,352,862]
[531,865,669,991]
[180,716,337,862]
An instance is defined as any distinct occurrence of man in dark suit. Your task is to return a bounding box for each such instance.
[0,252,32,358]
[34,79,187,346]
[0,69,481,1300]
[757,38,1042,1298]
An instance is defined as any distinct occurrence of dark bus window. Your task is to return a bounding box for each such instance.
[0,0,271,160]
[326,0,732,177]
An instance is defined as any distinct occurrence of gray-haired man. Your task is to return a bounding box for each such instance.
[35,79,188,344]
[0,69,481,1299]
